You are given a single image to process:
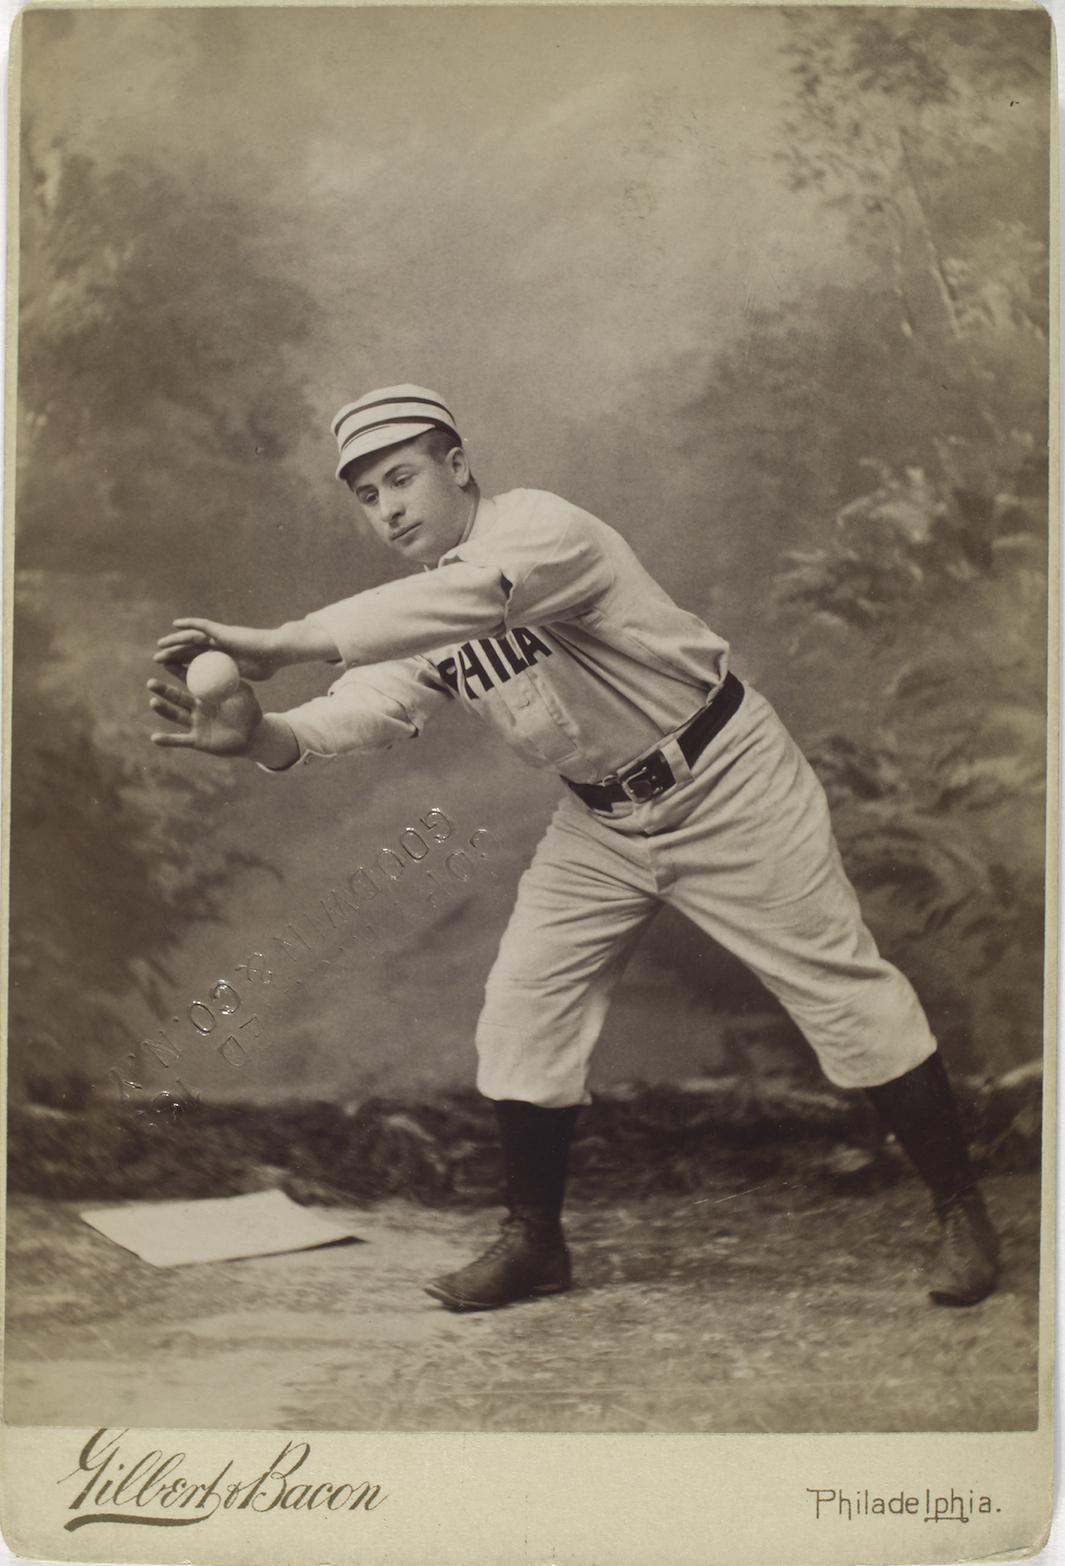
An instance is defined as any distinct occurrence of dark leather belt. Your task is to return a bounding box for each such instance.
[563,672,745,811]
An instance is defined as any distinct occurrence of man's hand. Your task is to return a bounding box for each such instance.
[148,673,266,756]
[154,616,342,682]
[154,619,288,683]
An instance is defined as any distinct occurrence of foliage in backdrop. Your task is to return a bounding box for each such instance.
[765,11,1047,1068]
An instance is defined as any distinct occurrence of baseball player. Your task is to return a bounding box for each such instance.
[149,384,1000,1311]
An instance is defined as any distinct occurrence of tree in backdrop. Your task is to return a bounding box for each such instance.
[676,10,1048,583]
[10,130,312,1095]
[764,10,1049,1070]
[16,126,324,603]
[651,12,1048,1074]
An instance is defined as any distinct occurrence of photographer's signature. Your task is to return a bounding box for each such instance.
[59,1427,388,1531]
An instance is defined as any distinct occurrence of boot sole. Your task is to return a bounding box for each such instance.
[929,1281,997,1307]
[424,1279,571,1312]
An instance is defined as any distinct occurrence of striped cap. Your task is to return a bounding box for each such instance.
[332,384,462,480]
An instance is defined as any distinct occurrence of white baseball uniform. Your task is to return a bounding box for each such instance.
[278,488,936,1104]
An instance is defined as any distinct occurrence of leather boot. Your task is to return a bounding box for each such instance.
[929,1189,1001,1307]
[865,1053,1000,1306]
[425,1100,579,1311]
[424,1211,572,1310]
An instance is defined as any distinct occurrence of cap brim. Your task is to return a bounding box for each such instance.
[335,420,444,480]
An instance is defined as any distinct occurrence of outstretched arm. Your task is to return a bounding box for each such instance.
[307,501,614,669]
[154,616,341,681]
[148,656,451,770]
[156,497,614,677]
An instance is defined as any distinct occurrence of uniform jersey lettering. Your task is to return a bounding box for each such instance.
[457,642,494,699]
[433,631,554,702]
[512,627,553,666]
[496,634,529,675]
[479,639,513,684]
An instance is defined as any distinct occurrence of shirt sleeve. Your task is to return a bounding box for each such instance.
[303,493,614,668]
[459,492,616,631]
[279,657,452,759]
[306,562,509,667]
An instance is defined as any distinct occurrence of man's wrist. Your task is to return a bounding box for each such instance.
[246,713,300,770]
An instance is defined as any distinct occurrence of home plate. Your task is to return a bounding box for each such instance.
[78,1189,367,1267]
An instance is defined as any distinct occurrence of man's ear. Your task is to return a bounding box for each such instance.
[447,445,472,488]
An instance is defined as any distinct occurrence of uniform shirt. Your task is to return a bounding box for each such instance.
[284,488,730,784]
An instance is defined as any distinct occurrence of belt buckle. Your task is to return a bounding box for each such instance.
[619,750,675,803]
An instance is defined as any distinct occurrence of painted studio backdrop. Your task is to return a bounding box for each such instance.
[10,6,1050,1116]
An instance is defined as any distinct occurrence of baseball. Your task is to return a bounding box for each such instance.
[185,650,241,701]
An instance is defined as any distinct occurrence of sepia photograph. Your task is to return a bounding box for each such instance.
[1,2,1055,1561]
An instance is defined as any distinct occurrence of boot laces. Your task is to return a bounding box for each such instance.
[938,1194,998,1279]
[477,1223,524,1265]
[941,1206,971,1270]
[475,1215,556,1265]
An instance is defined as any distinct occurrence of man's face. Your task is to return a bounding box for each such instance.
[345,435,473,565]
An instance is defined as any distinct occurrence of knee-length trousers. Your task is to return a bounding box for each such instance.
[475,684,936,1107]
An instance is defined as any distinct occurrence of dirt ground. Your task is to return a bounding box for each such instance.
[4,1172,1041,1434]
